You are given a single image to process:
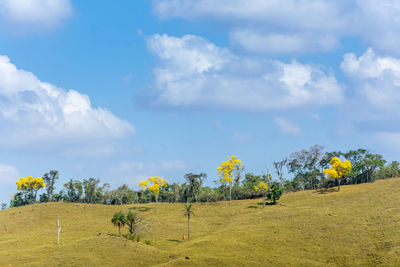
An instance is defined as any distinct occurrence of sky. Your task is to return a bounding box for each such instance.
[1,0,400,204]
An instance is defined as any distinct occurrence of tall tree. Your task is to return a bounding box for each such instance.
[343,149,367,184]
[184,172,207,203]
[254,182,269,208]
[183,203,194,240]
[16,176,45,204]
[139,176,168,210]
[287,145,324,190]
[171,183,180,202]
[323,157,352,191]
[217,156,243,206]
[43,170,59,201]
[242,173,262,198]
[111,211,126,236]
[362,153,386,183]
[83,178,100,203]
[273,157,287,188]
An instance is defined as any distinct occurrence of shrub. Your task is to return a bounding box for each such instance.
[267,184,282,204]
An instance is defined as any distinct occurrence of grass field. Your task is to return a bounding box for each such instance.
[1,178,400,266]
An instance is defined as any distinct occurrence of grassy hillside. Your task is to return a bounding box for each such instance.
[1,178,400,266]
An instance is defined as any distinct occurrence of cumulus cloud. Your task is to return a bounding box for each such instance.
[0,55,135,150]
[147,34,343,111]
[152,0,350,31]
[152,0,400,55]
[230,30,339,54]
[274,117,301,135]
[0,0,73,32]
[0,164,19,185]
[341,48,400,113]
[338,48,400,145]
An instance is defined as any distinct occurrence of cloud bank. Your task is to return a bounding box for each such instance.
[0,0,73,32]
[147,34,343,111]
[0,55,135,150]
[153,0,400,55]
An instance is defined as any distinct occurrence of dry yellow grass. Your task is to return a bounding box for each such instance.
[1,178,400,266]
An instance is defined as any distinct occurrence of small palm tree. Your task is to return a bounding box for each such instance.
[126,211,138,234]
[111,211,126,236]
[183,203,194,240]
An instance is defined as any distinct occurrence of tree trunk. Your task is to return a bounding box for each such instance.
[57,217,61,245]
[263,192,266,208]
[338,179,341,192]
[155,194,159,211]
[187,215,190,241]
[229,182,232,206]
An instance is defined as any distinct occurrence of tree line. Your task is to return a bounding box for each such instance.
[7,145,400,208]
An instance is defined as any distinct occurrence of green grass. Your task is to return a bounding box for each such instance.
[1,178,400,266]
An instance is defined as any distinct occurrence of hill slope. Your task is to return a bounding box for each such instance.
[1,178,400,266]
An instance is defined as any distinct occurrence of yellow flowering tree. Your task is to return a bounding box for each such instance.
[323,157,352,192]
[254,182,269,208]
[139,176,168,209]
[16,176,45,204]
[217,156,243,206]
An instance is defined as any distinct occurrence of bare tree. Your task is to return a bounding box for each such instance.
[274,157,288,188]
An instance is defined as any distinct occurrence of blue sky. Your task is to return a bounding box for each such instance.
[1,0,400,204]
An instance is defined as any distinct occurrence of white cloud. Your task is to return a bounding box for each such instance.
[355,0,400,55]
[0,55,135,150]
[230,30,339,54]
[152,0,349,31]
[0,164,19,185]
[147,34,343,111]
[341,48,400,112]
[0,0,73,32]
[274,117,301,135]
[338,48,400,143]
[152,0,400,56]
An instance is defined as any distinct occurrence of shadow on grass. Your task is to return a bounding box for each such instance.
[168,239,182,243]
[247,202,279,208]
[313,188,337,194]
[128,207,152,212]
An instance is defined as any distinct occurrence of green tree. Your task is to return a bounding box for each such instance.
[287,145,324,190]
[43,170,59,201]
[111,211,126,236]
[184,172,207,203]
[10,192,27,207]
[105,184,137,205]
[267,184,283,204]
[83,178,101,203]
[183,203,194,240]
[341,149,367,184]
[126,211,138,235]
[362,153,386,183]
[171,183,180,202]
[242,173,263,198]
[376,161,400,179]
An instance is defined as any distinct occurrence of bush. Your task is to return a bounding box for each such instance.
[198,190,224,202]
[267,184,282,204]
[123,233,141,242]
